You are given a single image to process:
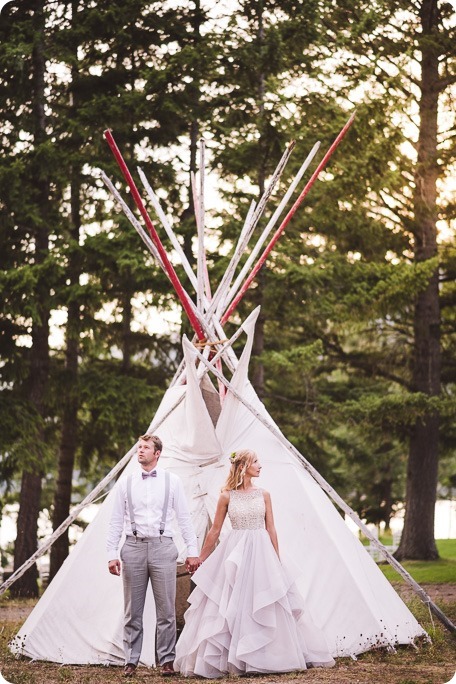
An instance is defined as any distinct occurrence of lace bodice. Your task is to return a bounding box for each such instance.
[228,489,265,530]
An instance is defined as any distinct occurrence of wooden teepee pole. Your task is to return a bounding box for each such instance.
[104,132,239,373]
[193,141,227,399]
[218,141,321,318]
[100,170,165,271]
[0,311,257,597]
[196,138,207,312]
[104,129,205,340]
[207,142,295,321]
[191,169,213,306]
[134,167,238,374]
[221,112,356,325]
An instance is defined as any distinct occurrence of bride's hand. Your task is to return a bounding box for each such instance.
[186,556,200,574]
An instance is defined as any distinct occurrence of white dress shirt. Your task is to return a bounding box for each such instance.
[106,467,198,560]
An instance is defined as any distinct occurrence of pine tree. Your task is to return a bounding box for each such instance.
[48,0,194,575]
[258,0,455,555]
[324,0,455,559]
[0,0,64,596]
[201,0,324,396]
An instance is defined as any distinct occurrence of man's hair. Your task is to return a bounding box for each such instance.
[138,434,162,452]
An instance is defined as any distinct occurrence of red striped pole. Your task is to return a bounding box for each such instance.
[104,130,205,340]
[221,112,356,324]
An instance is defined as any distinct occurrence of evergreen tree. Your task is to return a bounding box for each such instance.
[2,0,454,585]
[1,0,213,581]
[203,0,324,395]
[0,0,64,596]
[320,0,455,559]
[48,0,195,575]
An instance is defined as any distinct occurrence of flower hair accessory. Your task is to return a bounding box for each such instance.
[229,452,237,463]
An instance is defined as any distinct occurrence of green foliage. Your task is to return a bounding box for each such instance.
[0,0,210,543]
[0,0,454,561]
[0,393,53,488]
[78,361,167,470]
[341,393,456,430]
[264,340,324,374]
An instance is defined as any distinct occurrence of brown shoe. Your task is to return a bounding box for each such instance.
[124,663,136,677]
[161,662,174,676]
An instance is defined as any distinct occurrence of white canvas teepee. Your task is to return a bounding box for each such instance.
[11,311,426,665]
[8,123,453,664]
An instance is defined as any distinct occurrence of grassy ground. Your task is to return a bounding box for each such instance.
[1,543,455,684]
[379,540,456,584]
[1,596,454,684]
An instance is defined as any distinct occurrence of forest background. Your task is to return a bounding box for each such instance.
[0,0,455,598]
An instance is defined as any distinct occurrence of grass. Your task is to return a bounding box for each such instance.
[433,539,456,560]
[0,596,456,684]
[1,591,455,684]
[378,540,456,584]
[1,603,455,684]
[1,543,455,683]
[361,538,456,557]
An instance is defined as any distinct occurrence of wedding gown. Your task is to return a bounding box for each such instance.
[174,488,335,678]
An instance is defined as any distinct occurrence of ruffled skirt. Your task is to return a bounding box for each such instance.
[174,529,335,678]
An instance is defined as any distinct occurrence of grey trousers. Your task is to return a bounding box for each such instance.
[120,536,178,666]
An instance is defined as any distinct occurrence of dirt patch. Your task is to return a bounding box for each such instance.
[0,602,35,624]
[393,582,456,604]
[0,660,455,684]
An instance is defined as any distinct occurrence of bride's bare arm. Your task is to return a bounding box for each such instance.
[199,491,230,562]
[264,491,280,558]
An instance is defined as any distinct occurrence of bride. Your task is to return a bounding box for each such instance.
[174,449,335,678]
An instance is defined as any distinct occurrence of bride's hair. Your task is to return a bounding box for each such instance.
[222,449,257,491]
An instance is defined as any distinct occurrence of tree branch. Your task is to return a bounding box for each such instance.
[325,339,413,390]
[438,73,456,91]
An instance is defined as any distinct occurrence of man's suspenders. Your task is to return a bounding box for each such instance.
[126,470,170,539]
[159,471,171,536]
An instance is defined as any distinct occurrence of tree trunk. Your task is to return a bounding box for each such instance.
[121,282,133,373]
[50,179,81,579]
[396,0,440,561]
[179,119,198,342]
[251,274,265,399]
[12,472,42,596]
[11,0,50,598]
[378,468,394,532]
[251,0,266,399]
[49,326,78,579]
[49,1,82,580]
[11,315,48,596]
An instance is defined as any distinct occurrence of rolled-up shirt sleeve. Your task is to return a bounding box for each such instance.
[106,480,127,562]
[173,477,199,557]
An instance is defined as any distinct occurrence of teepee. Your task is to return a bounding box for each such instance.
[4,120,454,665]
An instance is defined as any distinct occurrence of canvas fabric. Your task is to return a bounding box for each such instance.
[11,313,425,664]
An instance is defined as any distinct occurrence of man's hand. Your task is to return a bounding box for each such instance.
[108,559,121,576]
[185,556,200,574]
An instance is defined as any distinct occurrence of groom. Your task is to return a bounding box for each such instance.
[107,434,200,677]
